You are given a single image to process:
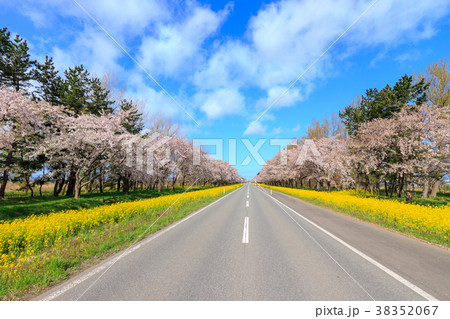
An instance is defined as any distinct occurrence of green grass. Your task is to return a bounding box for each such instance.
[0,186,211,221]
[363,191,449,207]
[0,187,236,300]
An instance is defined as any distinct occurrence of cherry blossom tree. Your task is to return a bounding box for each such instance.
[0,88,65,199]
[35,110,133,199]
[349,104,449,200]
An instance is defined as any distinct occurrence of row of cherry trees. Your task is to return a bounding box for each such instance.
[0,27,242,199]
[255,104,449,200]
[0,88,242,199]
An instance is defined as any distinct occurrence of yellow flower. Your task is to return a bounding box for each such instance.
[0,185,241,260]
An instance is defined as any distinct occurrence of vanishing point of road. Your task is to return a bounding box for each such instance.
[36,183,450,301]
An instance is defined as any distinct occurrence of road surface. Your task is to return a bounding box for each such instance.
[36,183,450,301]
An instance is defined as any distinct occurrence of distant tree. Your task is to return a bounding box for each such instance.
[148,113,180,137]
[415,58,450,108]
[306,112,346,139]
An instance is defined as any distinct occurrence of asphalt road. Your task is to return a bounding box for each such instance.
[36,183,450,301]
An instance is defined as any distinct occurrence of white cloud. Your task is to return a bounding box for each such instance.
[50,47,75,74]
[243,120,282,136]
[138,4,230,77]
[255,87,303,110]
[193,41,257,90]
[292,124,301,133]
[45,27,124,77]
[126,73,181,119]
[8,0,450,126]
[79,0,169,37]
[243,121,267,136]
[195,0,450,93]
[15,0,169,38]
[346,0,450,47]
[197,88,245,119]
[394,50,422,64]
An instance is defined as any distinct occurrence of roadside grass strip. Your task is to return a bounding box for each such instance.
[0,184,241,300]
[262,185,450,248]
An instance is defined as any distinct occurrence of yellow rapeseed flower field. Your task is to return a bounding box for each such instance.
[262,185,450,246]
[0,185,241,268]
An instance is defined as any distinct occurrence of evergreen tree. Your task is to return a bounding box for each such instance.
[0,29,36,91]
[0,27,13,87]
[34,56,62,105]
[340,75,429,135]
[88,77,114,115]
[119,99,144,134]
[60,64,91,115]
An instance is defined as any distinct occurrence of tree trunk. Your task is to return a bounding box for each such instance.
[53,179,60,197]
[56,175,65,196]
[39,184,43,197]
[24,173,34,197]
[181,175,185,191]
[66,169,76,196]
[421,180,429,198]
[122,177,130,195]
[99,167,103,193]
[74,170,82,200]
[384,181,389,196]
[397,176,404,198]
[0,151,13,200]
[389,177,396,197]
[405,177,412,202]
[117,178,121,192]
[429,179,440,198]
[87,171,94,193]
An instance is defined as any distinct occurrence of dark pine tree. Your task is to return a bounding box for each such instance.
[34,55,63,105]
[88,77,114,115]
[340,75,429,135]
[0,29,36,92]
[60,64,92,115]
[119,99,144,134]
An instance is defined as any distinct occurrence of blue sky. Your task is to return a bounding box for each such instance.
[1,0,450,180]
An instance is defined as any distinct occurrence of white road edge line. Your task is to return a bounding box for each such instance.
[242,216,249,244]
[39,186,244,301]
[257,186,438,301]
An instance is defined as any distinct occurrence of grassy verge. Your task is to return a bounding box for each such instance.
[0,187,211,221]
[0,185,240,300]
[261,184,450,248]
